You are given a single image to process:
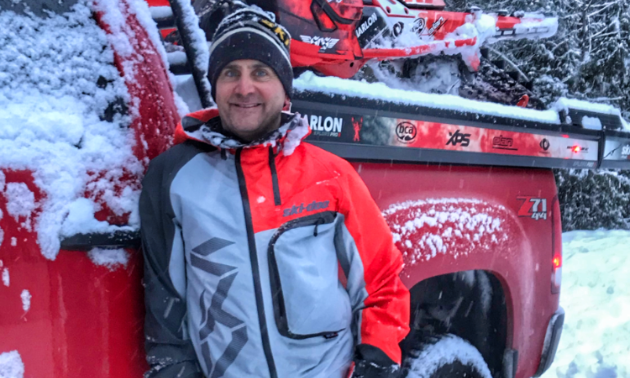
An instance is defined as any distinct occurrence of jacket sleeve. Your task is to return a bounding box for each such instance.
[335,161,410,369]
[140,146,204,378]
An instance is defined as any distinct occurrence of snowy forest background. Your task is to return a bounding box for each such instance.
[446,0,630,230]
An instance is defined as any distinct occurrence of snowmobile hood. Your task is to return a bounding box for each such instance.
[174,108,311,156]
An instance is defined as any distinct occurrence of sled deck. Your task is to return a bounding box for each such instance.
[290,86,630,170]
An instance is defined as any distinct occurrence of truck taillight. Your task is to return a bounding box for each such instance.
[551,197,562,294]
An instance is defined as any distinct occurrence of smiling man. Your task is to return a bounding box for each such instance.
[139,5,409,378]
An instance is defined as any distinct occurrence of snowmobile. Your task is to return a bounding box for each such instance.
[156,0,558,108]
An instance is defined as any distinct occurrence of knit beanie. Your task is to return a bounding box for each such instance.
[207,6,293,101]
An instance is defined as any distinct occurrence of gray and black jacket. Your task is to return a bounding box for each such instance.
[140,109,410,378]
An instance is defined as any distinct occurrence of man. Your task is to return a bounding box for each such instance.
[140,6,409,378]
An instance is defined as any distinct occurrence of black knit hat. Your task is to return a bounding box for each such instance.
[208,6,293,100]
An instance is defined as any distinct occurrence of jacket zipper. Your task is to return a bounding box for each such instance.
[267,211,343,340]
[235,148,278,378]
[268,146,282,206]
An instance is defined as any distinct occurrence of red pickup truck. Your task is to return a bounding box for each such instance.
[3,0,629,378]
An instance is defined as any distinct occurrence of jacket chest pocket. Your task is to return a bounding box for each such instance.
[268,211,352,339]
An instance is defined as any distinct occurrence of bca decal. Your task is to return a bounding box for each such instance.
[517,196,548,220]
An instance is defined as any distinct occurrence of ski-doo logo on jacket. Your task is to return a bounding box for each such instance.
[308,115,343,137]
[283,200,330,217]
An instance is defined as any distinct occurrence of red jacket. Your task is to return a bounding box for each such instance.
[140,108,409,378]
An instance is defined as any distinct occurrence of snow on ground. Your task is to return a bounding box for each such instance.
[0,351,24,378]
[542,230,630,378]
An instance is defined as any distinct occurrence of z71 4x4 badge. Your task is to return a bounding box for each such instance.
[517,196,548,220]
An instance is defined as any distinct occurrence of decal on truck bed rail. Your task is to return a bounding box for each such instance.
[517,196,548,220]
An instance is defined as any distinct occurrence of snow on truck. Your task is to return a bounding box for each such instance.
[1,0,630,378]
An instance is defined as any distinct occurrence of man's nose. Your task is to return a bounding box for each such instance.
[234,74,255,96]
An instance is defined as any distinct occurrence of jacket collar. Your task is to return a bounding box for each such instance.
[174,108,310,156]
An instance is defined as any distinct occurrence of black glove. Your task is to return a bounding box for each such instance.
[350,344,402,378]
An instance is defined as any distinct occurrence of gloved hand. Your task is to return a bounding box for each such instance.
[349,344,402,378]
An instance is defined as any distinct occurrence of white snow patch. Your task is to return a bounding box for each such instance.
[553,97,627,124]
[257,196,266,204]
[60,198,134,237]
[4,183,36,231]
[10,238,16,247]
[87,248,130,270]
[295,72,560,124]
[383,198,509,265]
[0,351,25,378]
[20,290,31,313]
[541,230,630,378]
[405,334,492,378]
[149,5,172,19]
[0,0,147,259]
[581,116,602,130]
[282,114,310,156]
[2,268,9,287]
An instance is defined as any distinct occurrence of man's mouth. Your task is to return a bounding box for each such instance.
[231,103,261,109]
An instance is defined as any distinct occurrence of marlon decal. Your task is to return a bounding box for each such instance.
[356,12,378,38]
[308,115,343,137]
[283,200,330,217]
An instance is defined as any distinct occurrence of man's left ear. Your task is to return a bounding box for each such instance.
[283,97,291,111]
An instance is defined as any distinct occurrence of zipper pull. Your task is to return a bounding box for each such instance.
[313,218,324,237]
[220,149,227,160]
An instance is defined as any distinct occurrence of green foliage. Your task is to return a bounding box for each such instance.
[554,169,630,231]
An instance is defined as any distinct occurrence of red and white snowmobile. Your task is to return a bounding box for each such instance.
[159,0,558,107]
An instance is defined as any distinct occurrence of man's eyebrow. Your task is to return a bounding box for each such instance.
[250,63,271,69]
[223,63,241,71]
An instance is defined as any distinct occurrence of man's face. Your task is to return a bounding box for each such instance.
[215,59,288,142]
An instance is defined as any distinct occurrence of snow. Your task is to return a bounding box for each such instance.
[87,248,130,270]
[60,198,134,237]
[512,16,559,40]
[149,5,172,19]
[174,0,211,95]
[20,290,31,313]
[0,351,24,378]
[404,334,492,378]
[383,198,510,265]
[294,72,561,124]
[542,230,630,378]
[4,183,36,232]
[281,115,310,156]
[2,268,9,287]
[581,116,603,130]
[554,98,625,117]
[0,0,155,260]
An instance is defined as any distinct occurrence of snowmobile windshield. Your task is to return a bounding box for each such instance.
[312,0,362,25]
